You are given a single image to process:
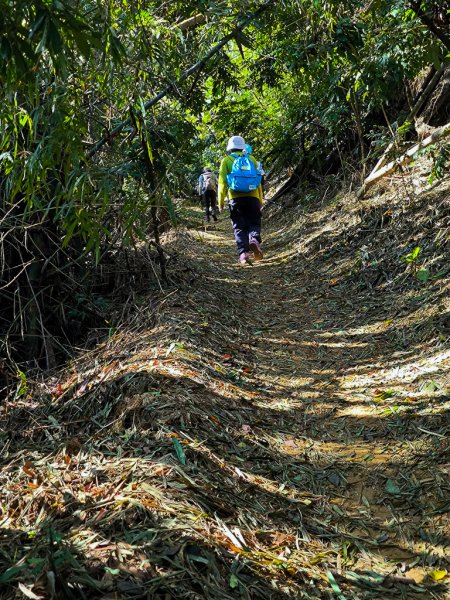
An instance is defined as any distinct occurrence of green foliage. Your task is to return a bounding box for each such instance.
[2,0,445,243]
[400,246,430,283]
[401,246,421,263]
[2,0,447,364]
[16,369,28,398]
[429,143,450,183]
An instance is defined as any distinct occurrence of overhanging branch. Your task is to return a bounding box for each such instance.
[87,0,276,160]
[173,14,207,31]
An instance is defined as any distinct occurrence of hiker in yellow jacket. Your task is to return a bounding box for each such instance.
[218,136,263,265]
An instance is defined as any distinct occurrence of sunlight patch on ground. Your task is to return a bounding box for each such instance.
[336,404,376,417]
[308,339,369,349]
[195,231,231,246]
[340,349,450,388]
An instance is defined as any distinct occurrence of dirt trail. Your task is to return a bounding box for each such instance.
[167,202,449,597]
[1,190,449,599]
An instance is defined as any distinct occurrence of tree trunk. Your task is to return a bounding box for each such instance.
[356,121,450,198]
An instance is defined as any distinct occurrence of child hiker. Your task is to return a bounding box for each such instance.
[218,136,264,265]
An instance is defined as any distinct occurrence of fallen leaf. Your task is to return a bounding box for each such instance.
[362,495,370,508]
[172,437,187,465]
[104,567,121,576]
[420,380,440,393]
[75,380,89,397]
[241,424,251,434]
[18,582,43,599]
[326,570,346,599]
[310,551,334,565]
[328,472,343,487]
[22,462,36,477]
[227,543,244,554]
[284,439,297,448]
[429,569,447,581]
[166,342,176,355]
[374,389,396,400]
[385,479,401,495]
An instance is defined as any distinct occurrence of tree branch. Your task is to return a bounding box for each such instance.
[173,14,207,31]
[356,121,450,198]
[409,1,450,51]
[87,0,276,160]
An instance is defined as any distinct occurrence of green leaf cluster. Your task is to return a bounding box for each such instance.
[1,0,447,361]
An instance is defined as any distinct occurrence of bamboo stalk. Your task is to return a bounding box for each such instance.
[174,14,207,31]
[356,121,450,198]
[368,64,445,179]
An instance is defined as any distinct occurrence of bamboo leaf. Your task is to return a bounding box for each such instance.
[326,570,347,599]
[172,437,187,465]
[385,479,401,495]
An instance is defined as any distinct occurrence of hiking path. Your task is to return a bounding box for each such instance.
[2,188,449,599]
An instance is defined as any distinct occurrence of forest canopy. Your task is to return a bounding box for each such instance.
[1,0,449,367]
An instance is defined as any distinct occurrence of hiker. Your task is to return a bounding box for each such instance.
[218,136,263,265]
[198,167,218,223]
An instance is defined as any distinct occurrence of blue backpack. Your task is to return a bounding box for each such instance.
[226,153,262,193]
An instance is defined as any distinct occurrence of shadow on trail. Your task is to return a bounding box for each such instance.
[1,191,448,598]
[2,358,448,597]
[0,526,300,599]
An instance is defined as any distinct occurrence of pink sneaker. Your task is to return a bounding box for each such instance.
[249,238,263,261]
[239,252,251,265]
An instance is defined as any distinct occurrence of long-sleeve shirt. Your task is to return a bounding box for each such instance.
[217,153,263,210]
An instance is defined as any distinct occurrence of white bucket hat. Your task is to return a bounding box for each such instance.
[226,135,245,151]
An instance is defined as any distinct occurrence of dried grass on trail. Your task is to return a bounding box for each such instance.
[1,170,449,599]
